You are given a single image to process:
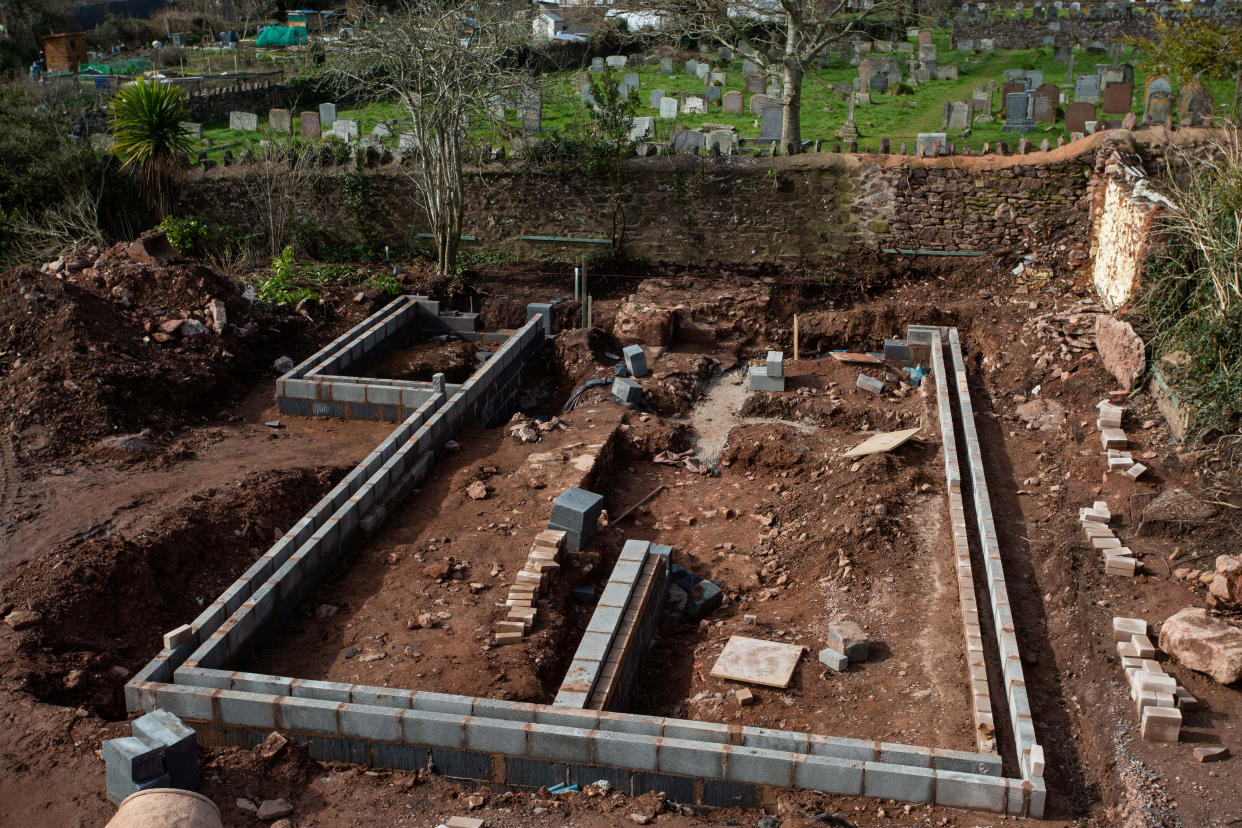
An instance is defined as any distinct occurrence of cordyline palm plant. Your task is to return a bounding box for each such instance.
[109,79,195,217]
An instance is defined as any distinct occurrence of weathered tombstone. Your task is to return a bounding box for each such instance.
[333,119,360,141]
[742,59,758,76]
[591,57,605,73]
[1098,65,1125,86]
[181,122,203,140]
[670,128,704,154]
[717,46,732,62]
[972,87,991,112]
[919,43,938,63]
[522,103,541,134]
[268,108,292,134]
[1003,91,1035,131]
[686,59,699,76]
[660,57,673,74]
[625,72,640,89]
[957,38,974,51]
[649,89,664,109]
[1178,78,1214,126]
[696,63,711,80]
[722,90,743,113]
[1065,101,1094,133]
[229,111,258,131]
[869,72,889,93]
[1143,77,1173,124]
[581,83,595,106]
[1118,62,1135,86]
[858,57,877,90]
[628,116,654,142]
[659,96,679,119]
[1033,83,1059,122]
[683,94,706,114]
[704,85,722,105]
[705,129,738,155]
[936,65,958,80]
[943,100,971,130]
[300,111,320,138]
[606,55,627,67]
[766,82,781,99]
[319,103,337,129]
[1102,81,1133,115]
[749,93,769,115]
[760,103,783,140]
[979,38,994,50]
[916,132,947,155]
[710,71,726,85]
[918,30,934,46]
[1075,74,1100,104]
[371,120,394,138]
[745,74,764,94]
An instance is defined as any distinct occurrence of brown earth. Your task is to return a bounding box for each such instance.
[1,252,1241,828]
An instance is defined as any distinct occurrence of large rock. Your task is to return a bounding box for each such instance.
[1142,487,1218,525]
[1210,556,1242,605]
[1159,607,1242,684]
[613,300,674,346]
[1094,315,1146,391]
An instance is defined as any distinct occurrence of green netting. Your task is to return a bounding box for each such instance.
[255,26,308,47]
[79,57,152,74]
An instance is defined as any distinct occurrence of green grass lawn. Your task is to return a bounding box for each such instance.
[192,30,1239,161]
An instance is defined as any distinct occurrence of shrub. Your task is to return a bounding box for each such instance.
[253,245,319,308]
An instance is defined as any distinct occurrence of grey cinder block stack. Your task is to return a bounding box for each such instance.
[622,344,648,377]
[549,487,605,551]
[103,708,199,804]
[748,350,785,392]
[526,302,555,336]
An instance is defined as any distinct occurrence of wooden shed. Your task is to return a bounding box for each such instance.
[42,32,87,73]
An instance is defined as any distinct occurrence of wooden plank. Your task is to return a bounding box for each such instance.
[709,636,805,689]
[842,427,922,458]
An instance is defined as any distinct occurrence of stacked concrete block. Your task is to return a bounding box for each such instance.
[622,344,649,378]
[748,350,786,392]
[884,338,914,365]
[527,302,555,336]
[818,648,848,671]
[103,709,198,804]
[496,530,565,645]
[827,621,869,662]
[856,374,885,394]
[612,376,643,405]
[1095,400,1148,477]
[1079,500,1138,576]
[549,487,604,551]
[1112,616,1188,743]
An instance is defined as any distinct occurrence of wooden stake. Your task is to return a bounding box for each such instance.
[613,484,666,523]
[793,314,800,361]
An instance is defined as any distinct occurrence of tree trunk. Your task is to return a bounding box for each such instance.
[781,62,804,154]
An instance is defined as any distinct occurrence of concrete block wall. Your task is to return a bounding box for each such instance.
[946,329,1042,783]
[926,329,997,755]
[554,540,669,711]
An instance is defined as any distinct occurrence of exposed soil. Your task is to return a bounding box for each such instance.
[3,253,1242,828]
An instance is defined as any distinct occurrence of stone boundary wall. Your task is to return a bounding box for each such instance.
[181,143,1100,262]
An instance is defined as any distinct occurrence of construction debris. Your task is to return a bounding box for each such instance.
[709,636,805,688]
[1111,616,1191,743]
[842,427,921,458]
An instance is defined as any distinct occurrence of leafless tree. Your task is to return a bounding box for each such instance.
[234,136,318,258]
[629,0,907,152]
[328,0,532,273]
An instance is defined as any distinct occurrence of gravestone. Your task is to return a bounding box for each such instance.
[670,128,704,154]
[918,30,934,46]
[957,39,974,51]
[1178,78,1214,126]
[686,59,699,76]
[1033,83,1059,122]
[696,63,711,80]
[743,60,758,75]
[858,57,878,90]
[1098,65,1125,86]
[300,111,320,138]
[1002,81,1027,107]
[1143,77,1173,124]
[229,111,258,131]
[268,108,292,134]
[869,73,889,94]
[659,96,679,119]
[591,57,605,73]
[683,94,706,114]
[918,43,938,63]
[746,74,765,94]
[705,129,738,155]
[660,57,673,74]
[1102,81,1132,115]
[749,93,769,115]
[979,38,994,51]
[710,71,726,85]
[606,55,627,67]
[722,90,743,113]
[521,101,541,134]
[1065,101,1094,133]
[972,87,991,112]
[582,83,595,106]
[1118,62,1135,86]
[916,132,947,155]
[1075,74,1100,104]
[628,116,654,142]
[1003,91,1035,131]
[936,65,958,80]
[181,122,202,140]
[760,103,783,140]
[1003,69,1043,88]
[371,121,394,138]
[766,83,781,99]
[943,101,971,130]
[1054,45,1071,63]
[319,103,337,129]
[650,89,664,109]
[705,85,722,106]
[333,119,360,140]
[625,73,640,89]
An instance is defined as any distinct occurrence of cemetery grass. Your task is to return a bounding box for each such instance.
[192,34,1240,162]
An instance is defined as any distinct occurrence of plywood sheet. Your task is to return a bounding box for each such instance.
[709,636,804,688]
[842,427,921,458]
[829,352,882,364]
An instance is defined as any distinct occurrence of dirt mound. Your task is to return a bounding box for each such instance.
[721,423,810,470]
[0,243,309,458]
[1,466,345,718]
